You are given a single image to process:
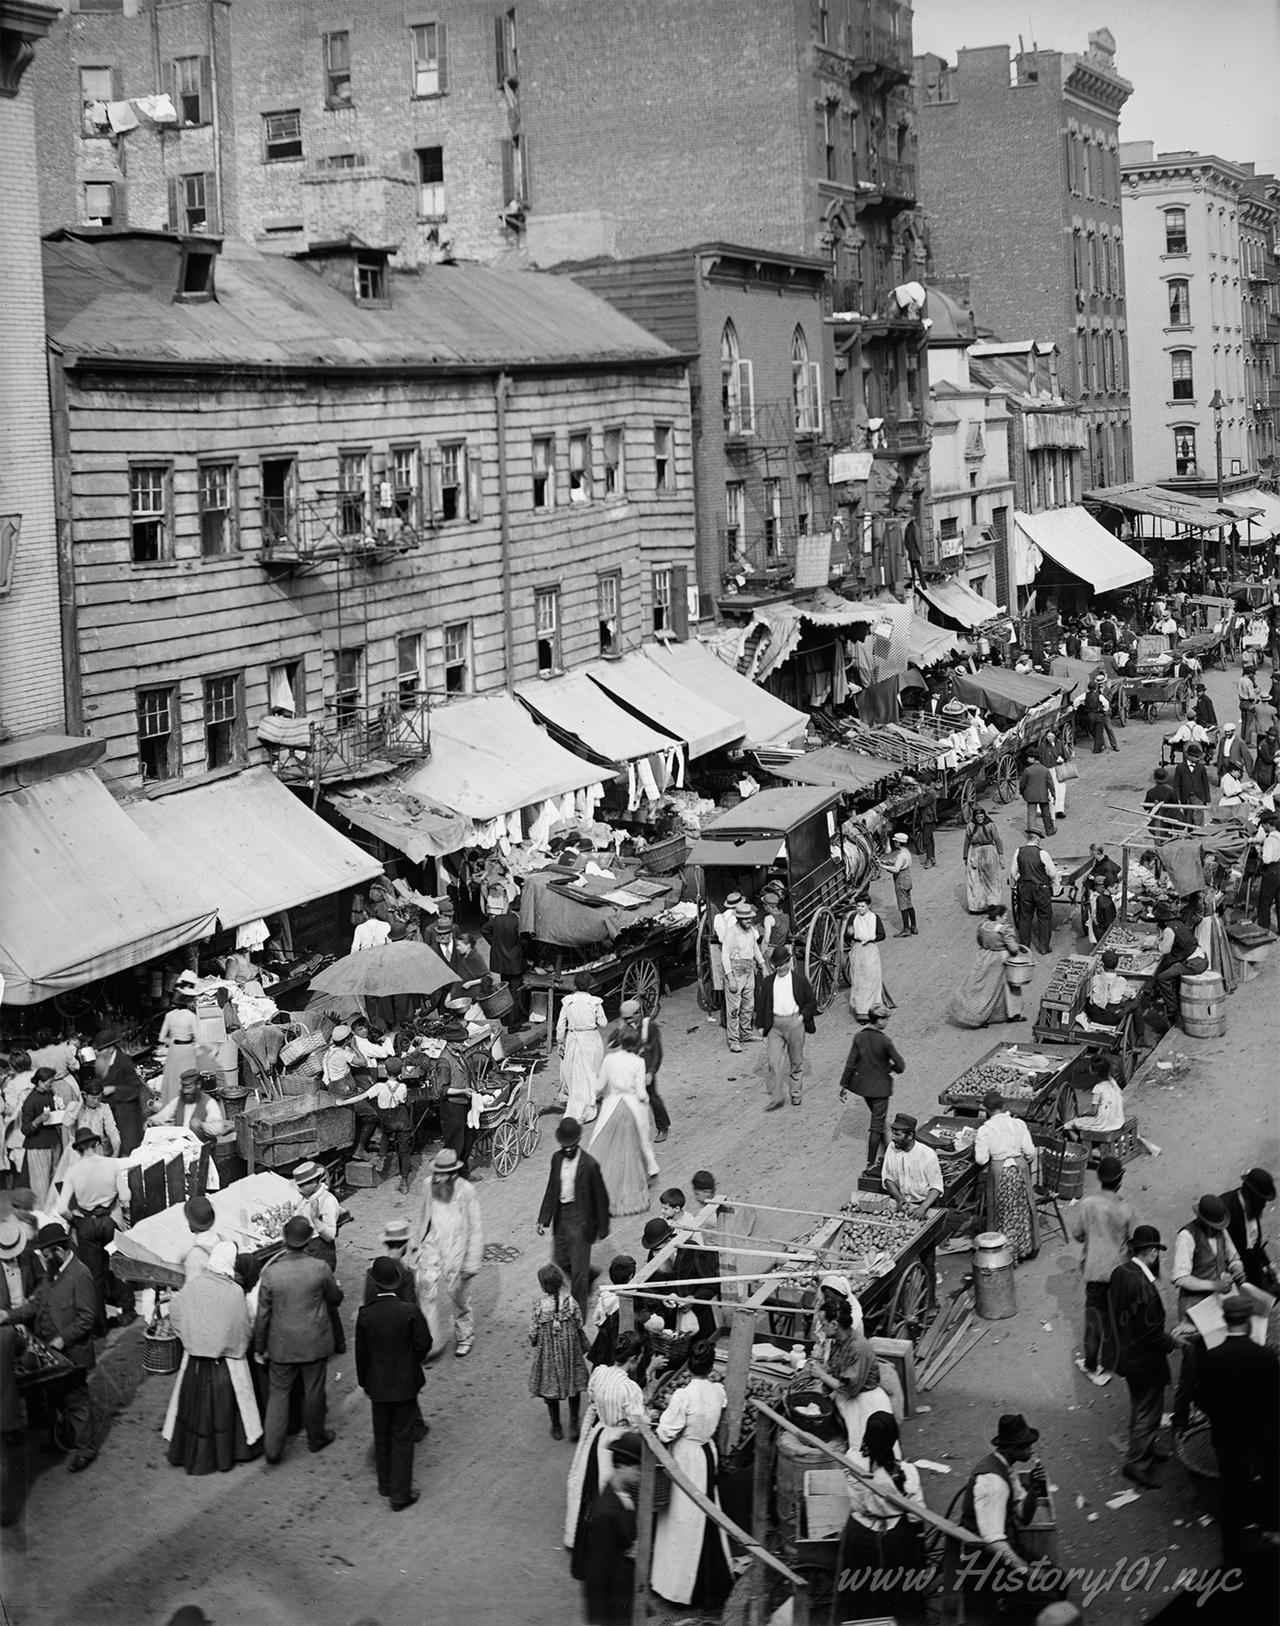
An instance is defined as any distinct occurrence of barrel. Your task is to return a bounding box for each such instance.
[1004,952,1034,988]
[1057,1144,1088,1203]
[1180,971,1226,1039]
[973,1231,1018,1320]
[775,1427,828,1532]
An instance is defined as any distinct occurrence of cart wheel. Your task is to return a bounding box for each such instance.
[803,907,840,1013]
[492,1120,520,1178]
[1058,723,1076,761]
[694,910,720,1013]
[621,955,661,1019]
[1142,701,1157,723]
[995,753,1017,802]
[518,1098,541,1158]
[1116,684,1130,724]
[1174,677,1193,719]
[470,1130,494,1169]
[886,1258,934,1343]
[837,910,859,988]
[1055,1078,1080,1127]
[1115,1013,1140,1086]
[958,775,978,822]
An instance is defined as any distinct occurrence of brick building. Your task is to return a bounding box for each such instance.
[914,29,1133,494]
[43,228,695,795]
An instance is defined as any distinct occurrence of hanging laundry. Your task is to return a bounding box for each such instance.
[132,93,178,124]
[105,100,140,133]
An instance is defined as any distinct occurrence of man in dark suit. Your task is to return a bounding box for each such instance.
[582,1429,642,1625]
[7,1221,99,1471]
[536,1117,610,1316]
[758,942,817,1110]
[482,904,526,1028]
[253,1215,344,1463]
[1219,1168,1277,1293]
[91,1028,146,1155]
[1108,1224,1185,1488]
[355,1257,433,1511]
[1196,1292,1280,1563]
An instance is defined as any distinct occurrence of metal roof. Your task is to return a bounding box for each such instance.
[699,787,839,837]
[42,230,682,373]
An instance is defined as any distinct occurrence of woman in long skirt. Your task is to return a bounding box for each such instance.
[846,899,888,1021]
[651,1341,733,1610]
[163,1242,262,1474]
[555,974,606,1125]
[963,810,1005,912]
[837,1413,930,1623]
[974,1091,1039,1262]
[947,905,1025,1028]
[566,1331,645,1571]
[587,1031,659,1217]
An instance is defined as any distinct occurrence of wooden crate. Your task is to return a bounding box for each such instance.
[237,1095,355,1170]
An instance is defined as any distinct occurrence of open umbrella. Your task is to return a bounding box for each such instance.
[308,940,459,999]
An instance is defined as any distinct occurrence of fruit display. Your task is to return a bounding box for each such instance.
[1098,924,1145,951]
[1041,956,1092,1006]
[942,1061,1038,1103]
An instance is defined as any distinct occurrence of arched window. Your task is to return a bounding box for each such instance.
[791,326,821,433]
[721,321,753,435]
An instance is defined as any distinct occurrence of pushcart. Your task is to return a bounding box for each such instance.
[936,1040,1093,1131]
[1116,670,1193,724]
[467,1053,542,1178]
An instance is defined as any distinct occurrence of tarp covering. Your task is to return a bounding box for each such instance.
[641,641,809,750]
[0,770,218,1004]
[698,786,839,833]
[1223,487,1280,539]
[516,671,673,764]
[126,767,381,929]
[326,781,474,864]
[771,747,905,795]
[735,591,880,680]
[585,653,742,758]
[1084,483,1233,532]
[517,865,682,948]
[1014,506,1152,594]
[917,577,1002,630]
[1047,654,1105,695]
[399,696,606,822]
[951,667,1064,723]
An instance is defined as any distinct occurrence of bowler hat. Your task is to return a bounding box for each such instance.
[609,1430,643,1465]
[991,1413,1039,1450]
[1221,1293,1254,1325]
[34,1221,71,1251]
[770,944,791,968]
[283,1215,313,1249]
[555,1117,583,1146]
[293,1160,324,1187]
[0,1217,27,1262]
[1097,1155,1124,1186]
[1130,1223,1166,1252]
[72,1126,102,1150]
[184,1196,216,1232]
[1194,1194,1229,1231]
[1242,1167,1277,1202]
[642,1217,674,1251]
[431,1148,463,1175]
[167,1609,214,1626]
[370,1257,401,1290]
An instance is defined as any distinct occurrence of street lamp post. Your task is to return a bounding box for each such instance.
[1209,388,1226,576]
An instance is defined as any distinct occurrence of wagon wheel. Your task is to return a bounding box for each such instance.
[884,1258,934,1343]
[620,955,662,1019]
[1141,699,1157,723]
[1115,684,1130,724]
[491,1119,520,1178]
[1057,720,1076,760]
[803,907,840,1013]
[518,1097,541,1158]
[694,911,720,1013]
[994,753,1017,803]
[470,1129,494,1169]
[1054,1077,1080,1127]
[837,908,859,988]
[1174,676,1193,719]
[957,774,978,823]
[1114,1012,1141,1086]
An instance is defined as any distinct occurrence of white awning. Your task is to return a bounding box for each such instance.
[515,670,673,764]
[1225,488,1280,540]
[640,641,808,750]
[584,652,743,758]
[917,577,1002,630]
[1014,506,1152,594]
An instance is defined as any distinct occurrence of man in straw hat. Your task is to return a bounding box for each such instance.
[1170,1195,1244,1437]
[707,891,744,1027]
[536,1118,610,1317]
[253,1214,342,1462]
[408,1147,483,1358]
[879,832,917,936]
[1108,1224,1185,1487]
[719,900,765,1054]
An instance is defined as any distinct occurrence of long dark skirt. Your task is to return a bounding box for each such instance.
[167,1357,262,1476]
[835,1514,931,1621]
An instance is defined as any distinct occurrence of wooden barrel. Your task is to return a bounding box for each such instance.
[1057,1144,1088,1203]
[1180,971,1226,1039]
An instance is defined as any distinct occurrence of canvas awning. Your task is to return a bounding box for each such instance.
[0,769,218,1004]
[1084,483,1233,532]
[585,652,743,758]
[917,577,1002,630]
[771,747,904,795]
[640,641,808,750]
[1014,506,1152,594]
[124,767,381,930]
[1223,487,1280,539]
[950,666,1064,723]
[327,782,486,863]
[515,670,673,764]
[853,598,962,684]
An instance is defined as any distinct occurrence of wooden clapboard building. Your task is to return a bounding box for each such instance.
[43,227,695,797]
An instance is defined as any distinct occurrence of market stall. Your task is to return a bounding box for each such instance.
[110,1170,300,1291]
[936,1040,1092,1131]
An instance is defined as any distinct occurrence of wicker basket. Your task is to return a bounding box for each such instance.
[142,1322,183,1375]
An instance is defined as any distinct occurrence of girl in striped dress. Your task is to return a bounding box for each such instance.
[529,1263,589,1440]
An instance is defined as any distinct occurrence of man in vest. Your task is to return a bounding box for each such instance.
[1237,663,1260,745]
[958,1413,1049,1590]
[147,1071,228,1143]
[1148,903,1208,1018]
[1170,1195,1245,1438]
[1010,835,1057,955]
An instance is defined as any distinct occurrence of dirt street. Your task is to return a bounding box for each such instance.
[3,661,1276,1626]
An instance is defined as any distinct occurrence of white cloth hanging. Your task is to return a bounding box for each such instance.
[636,757,661,803]
[236,919,270,951]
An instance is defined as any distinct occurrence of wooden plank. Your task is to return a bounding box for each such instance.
[748,1410,775,1626]
[920,1323,988,1392]
[720,1306,760,1453]
[631,1439,656,1626]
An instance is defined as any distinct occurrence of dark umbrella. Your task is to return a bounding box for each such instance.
[308,940,459,999]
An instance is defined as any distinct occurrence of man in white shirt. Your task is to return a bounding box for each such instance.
[349,1061,414,1194]
[959,1412,1047,1579]
[719,903,765,1054]
[709,891,744,1028]
[292,1160,342,1272]
[1255,812,1280,932]
[1009,835,1058,955]
[1237,665,1260,744]
[352,915,392,953]
[147,1071,228,1141]
[880,1114,943,1218]
[51,1128,134,1332]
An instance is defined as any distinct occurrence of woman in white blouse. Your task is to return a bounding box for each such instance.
[650,1341,733,1610]
[838,1411,929,1615]
[564,1331,645,1569]
[973,1089,1039,1261]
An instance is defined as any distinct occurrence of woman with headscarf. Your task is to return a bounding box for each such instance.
[836,1412,929,1619]
[588,1031,659,1217]
[163,1241,263,1474]
[555,974,607,1125]
[947,904,1026,1029]
[846,898,888,1022]
[962,808,1005,913]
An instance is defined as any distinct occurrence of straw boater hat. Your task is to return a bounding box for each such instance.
[293,1160,325,1189]
[0,1217,27,1262]
[619,998,642,1019]
[431,1148,463,1176]
[734,901,757,920]
[892,832,909,845]
[381,1220,411,1246]
[723,891,744,908]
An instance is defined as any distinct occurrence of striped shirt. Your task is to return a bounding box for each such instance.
[587,1363,645,1426]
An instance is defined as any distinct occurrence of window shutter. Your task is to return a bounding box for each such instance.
[166,176,179,231]
[426,448,443,523]
[671,566,689,640]
[808,363,823,433]
[499,137,514,205]
[199,55,211,121]
[495,13,507,84]
[437,20,448,92]
[519,134,530,205]
[737,360,755,433]
[466,451,483,521]
[205,170,221,233]
[814,102,825,168]
[159,60,172,107]
[114,179,128,225]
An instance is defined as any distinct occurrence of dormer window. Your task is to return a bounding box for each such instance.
[177,246,217,301]
[355,254,387,304]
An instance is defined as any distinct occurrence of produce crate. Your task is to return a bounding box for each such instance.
[236,1094,355,1171]
[1035,954,1093,1037]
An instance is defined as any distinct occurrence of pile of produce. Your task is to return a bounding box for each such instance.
[14,1328,73,1381]
[829,1210,922,1281]
[943,1061,1038,1103]
[246,1202,296,1242]
[1099,924,1145,951]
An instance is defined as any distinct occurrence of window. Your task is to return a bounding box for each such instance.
[80,66,113,133]
[1081,139,1092,197]
[763,477,782,560]
[1064,130,1079,193]
[417,145,445,217]
[438,443,464,521]
[721,322,754,435]
[338,452,369,537]
[410,21,447,97]
[1170,350,1194,400]
[652,567,673,634]
[816,0,829,44]
[535,588,560,674]
[443,622,472,694]
[178,172,207,232]
[335,647,363,725]
[390,446,419,525]
[568,432,592,503]
[137,687,179,782]
[172,56,207,126]
[130,465,169,563]
[652,567,688,637]
[268,661,302,716]
[939,516,959,541]
[198,463,235,556]
[792,329,822,433]
[1168,279,1191,327]
[1165,208,1188,254]
[653,424,673,492]
[499,134,529,212]
[597,573,620,654]
[796,473,812,536]
[356,255,387,303]
[725,482,745,559]
[83,182,115,226]
[1173,427,1197,477]
[1075,329,1089,392]
[495,7,518,85]
[531,436,555,508]
[261,457,295,546]
[821,102,837,182]
[263,110,303,162]
[397,634,424,707]
[1087,232,1098,295]
[323,31,351,106]
[179,248,216,299]
[1071,229,1084,291]
[602,427,624,498]
[203,673,243,769]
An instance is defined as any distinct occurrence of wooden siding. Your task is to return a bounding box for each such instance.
[63,364,695,791]
[565,257,701,358]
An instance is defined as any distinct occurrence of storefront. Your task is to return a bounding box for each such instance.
[1013,505,1152,615]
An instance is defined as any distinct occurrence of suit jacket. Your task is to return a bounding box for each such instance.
[1019,762,1053,804]
[253,1249,343,1363]
[1107,1260,1174,1385]
[355,1293,432,1401]
[13,1255,98,1368]
[0,1248,41,1312]
[361,1256,416,1306]
[482,911,525,976]
[582,1482,637,1626]
[537,1149,611,1243]
[1218,1187,1272,1289]
[1195,1335,1280,1446]
[757,968,817,1036]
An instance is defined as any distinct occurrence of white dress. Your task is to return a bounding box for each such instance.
[651,1377,733,1606]
[555,992,606,1124]
[847,911,885,1018]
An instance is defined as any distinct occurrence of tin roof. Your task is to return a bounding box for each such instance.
[42,229,682,373]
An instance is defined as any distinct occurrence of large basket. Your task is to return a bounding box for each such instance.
[142,1324,183,1375]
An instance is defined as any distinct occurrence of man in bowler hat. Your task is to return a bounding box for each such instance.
[536,1118,610,1316]
[355,1257,433,1511]
[1108,1224,1185,1487]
